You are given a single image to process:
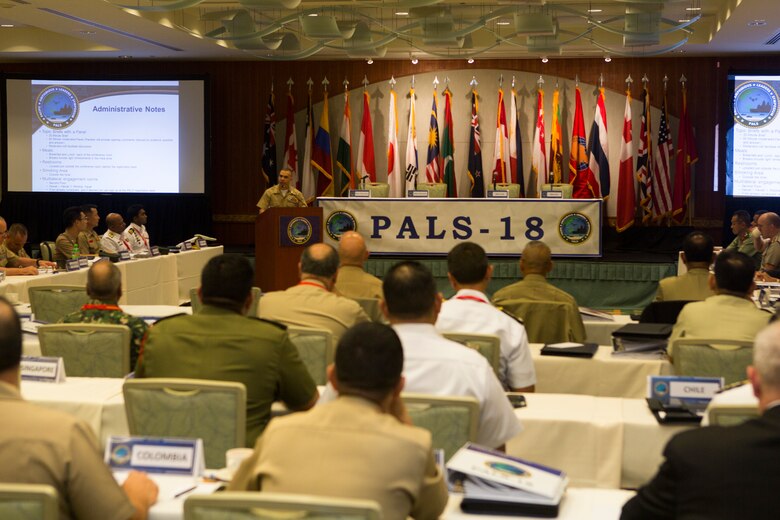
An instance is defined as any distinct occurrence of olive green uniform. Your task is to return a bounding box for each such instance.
[78,229,101,255]
[654,268,714,302]
[335,265,384,300]
[54,232,90,264]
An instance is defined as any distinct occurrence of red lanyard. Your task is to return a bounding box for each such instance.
[455,295,489,304]
[298,281,327,290]
[82,304,121,312]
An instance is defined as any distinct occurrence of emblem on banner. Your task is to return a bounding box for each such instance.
[325,211,357,240]
[558,213,591,245]
[36,85,80,129]
[287,217,313,245]
[734,81,778,128]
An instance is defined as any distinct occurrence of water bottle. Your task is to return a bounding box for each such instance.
[72,244,80,259]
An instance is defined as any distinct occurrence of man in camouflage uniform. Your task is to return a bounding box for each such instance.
[60,260,149,368]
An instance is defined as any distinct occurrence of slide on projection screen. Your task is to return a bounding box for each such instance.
[5,78,206,194]
[726,73,780,198]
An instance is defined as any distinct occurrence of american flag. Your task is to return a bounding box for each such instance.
[651,94,674,218]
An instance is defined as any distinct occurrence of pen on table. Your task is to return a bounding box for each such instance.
[174,485,198,499]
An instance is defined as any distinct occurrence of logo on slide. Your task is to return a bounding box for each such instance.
[558,213,591,245]
[325,211,357,240]
[35,85,79,129]
[734,81,778,128]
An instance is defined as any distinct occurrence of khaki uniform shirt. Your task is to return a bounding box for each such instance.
[53,232,90,263]
[0,244,19,268]
[0,381,135,520]
[668,294,771,356]
[257,185,307,211]
[492,273,586,343]
[136,305,317,446]
[761,236,780,271]
[259,280,369,343]
[726,232,761,268]
[101,230,130,254]
[229,396,448,520]
[655,268,715,302]
[335,265,384,300]
[122,223,150,254]
[8,245,30,259]
[78,229,100,255]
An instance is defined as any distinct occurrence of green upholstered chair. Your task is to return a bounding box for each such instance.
[123,378,246,469]
[497,299,576,344]
[28,286,89,324]
[350,297,387,324]
[366,182,390,198]
[38,323,131,377]
[707,404,760,427]
[286,326,335,386]
[38,242,56,263]
[442,332,501,379]
[671,338,754,386]
[495,182,521,198]
[184,492,381,520]
[416,182,447,197]
[190,287,262,316]
[403,393,479,462]
[540,183,574,198]
[0,483,58,520]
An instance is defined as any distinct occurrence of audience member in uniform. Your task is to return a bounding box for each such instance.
[230,322,448,520]
[259,243,369,342]
[752,209,769,253]
[622,321,780,520]
[53,206,90,265]
[654,231,715,301]
[435,242,536,392]
[122,205,150,255]
[0,297,159,519]
[725,210,761,268]
[0,220,55,273]
[60,260,148,369]
[492,241,586,343]
[335,231,383,301]
[136,254,318,446]
[79,204,101,255]
[668,250,770,357]
[101,213,131,254]
[757,212,780,272]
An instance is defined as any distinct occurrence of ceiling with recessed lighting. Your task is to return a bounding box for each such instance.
[0,0,775,61]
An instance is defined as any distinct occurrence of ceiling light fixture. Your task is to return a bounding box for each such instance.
[685,7,702,11]
[678,18,690,23]
[467,57,474,64]
[411,57,418,64]
[604,55,611,62]
[395,11,408,16]
[307,13,318,17]
[541,56,548,63]
[367,58,373,64]
[496,20,510,26]
[587,8,602,13]
[0,24,13,28]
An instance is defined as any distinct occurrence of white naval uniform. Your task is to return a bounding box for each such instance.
[436,288,537,391]
[122,223,150,254]
[100,230,130,254]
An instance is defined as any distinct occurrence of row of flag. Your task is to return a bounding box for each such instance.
[260,78,698,230]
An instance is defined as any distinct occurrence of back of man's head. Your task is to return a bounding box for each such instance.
[714,250,755,295]
[335,322,403,400]
[0,298,22,375]
[86,260,122,302]
[448,242,488,284]
[383,261,436,319]
[338,231,368,267]
[200,254,253,312]
[520,241,552,275]
[754,322,780,390]
[682,231,714,264]
[300,243,339,278]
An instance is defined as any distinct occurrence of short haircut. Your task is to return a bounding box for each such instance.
[7,223,27,237]
[763,213,780,228]
[754,210,768,220]
[732,210,751,227]
[300,244,339,278]
[682,231,714,263]
[521,241,552,272]
[63,206,83,229]
[383,261,436,319]
[714,250,755,294]
[126,204,145,224]
[200,254,253,310]
[754,322,780,388]
[0,298,22,373]
[448,242,488,284]
[80,204,97,215]
[86,260,122,301]
[335,322,403,393]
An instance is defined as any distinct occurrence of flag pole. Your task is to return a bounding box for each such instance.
[680,73,692,227]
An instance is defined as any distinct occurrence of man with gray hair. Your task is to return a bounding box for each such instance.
[60,259,148,368]
[259,243,369,342]
[757,212,780,272]
[622,321,780,519]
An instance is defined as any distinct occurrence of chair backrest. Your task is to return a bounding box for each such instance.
[0,483,58,520]
[123,378,247,469]
[38,242,56,263]
[671,338,755,385]
[403,393,479,461]
[497,299,574,344]
[28,286,89,324]
[441,332,501,378]
[416,182,447,197]
[639,301,693,324]
[366,182,389,198]
[38,323,131,377]
[495,183,521,198]
[350,297,386,324]
[540,183,574,198]
[190,287,261,316]
[708,404,760,427]
[184,492,381,520]
[286,326,335,385]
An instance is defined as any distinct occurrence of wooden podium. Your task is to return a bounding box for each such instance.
[255,206,323,292]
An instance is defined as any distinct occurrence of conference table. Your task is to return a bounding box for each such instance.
[583,314,633,346]
[0,246,223,306]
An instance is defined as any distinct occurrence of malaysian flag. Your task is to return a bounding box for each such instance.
[425,92,440,182]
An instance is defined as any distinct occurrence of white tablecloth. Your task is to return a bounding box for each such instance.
[531,344,673,399]
[174,248,224,303]
[583,315,633,346]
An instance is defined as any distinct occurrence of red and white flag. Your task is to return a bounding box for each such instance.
[356,90,376,185]
[529,89,546,197]
[616,90,635,232]
[651,94,674,218]
[387,89,402,197]
[491,88,510,185]
[509,87,524,195]
[282,91,298,188]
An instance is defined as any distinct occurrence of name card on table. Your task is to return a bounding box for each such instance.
[20,356,66,383]
[65,259,81,271]
[182,241,193,251]
[541,190,563,199]
[487,190,509,198]
[349,189,371,198]
[196,238,208,248]
[119,251,132,261]
[78,257,89,268]
[105,436,204,476]
[151,246,161,257]
[648,375,723,407]
[407,190,429,198]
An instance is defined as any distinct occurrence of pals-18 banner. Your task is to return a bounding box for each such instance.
[317,198,602,257]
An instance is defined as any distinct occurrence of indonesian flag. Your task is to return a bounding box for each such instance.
[616,90,635,232]
[569,87,599,198]
[491,88,510,185]
[405,87,419,193]
[335,91,353,195]
[528,88,546,197]
[509,87,524,196]
[387,89,403,197]
[282,92,298,188]
[672,85,698,223]
[301,89,316,203]
[651,94,674,218]
[587,87,609,198]
[356,90,376,185]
